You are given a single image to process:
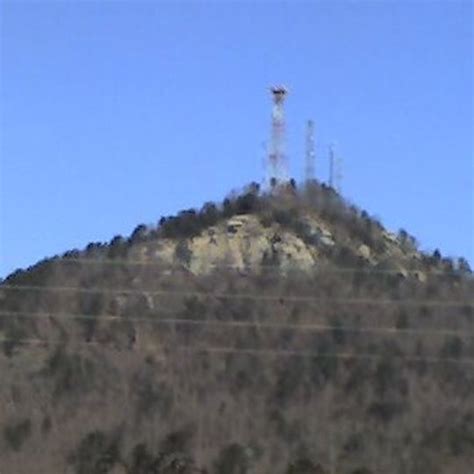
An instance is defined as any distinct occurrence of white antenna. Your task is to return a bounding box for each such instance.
[335,155,343,194]
[328,143,343,193]
[305,120,316,182]
[328,143,335,188]
[261,141,268,186]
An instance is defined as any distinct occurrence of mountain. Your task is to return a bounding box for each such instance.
[0,181,473,474]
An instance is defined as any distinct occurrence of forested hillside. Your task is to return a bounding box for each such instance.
[1,181,473,474]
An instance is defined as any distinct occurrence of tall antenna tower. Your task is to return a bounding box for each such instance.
[335,156,343,193]
[305,119,316,182]
[329,143,343,193]
[328,143,335,188]
[267,85,289,185]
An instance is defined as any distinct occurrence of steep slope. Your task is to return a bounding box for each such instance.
[0,181,473,474]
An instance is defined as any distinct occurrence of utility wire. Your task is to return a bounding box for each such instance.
[0,335,473,366]
[0,310,472,338]
[1,283,473,307]
[25,256,472,277]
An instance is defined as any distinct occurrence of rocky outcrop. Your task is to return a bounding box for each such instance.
[132,214,336,275]
[127,211,423,278]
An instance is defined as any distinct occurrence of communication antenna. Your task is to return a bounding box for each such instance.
[267,85,289,185]
[328,143,335,188]
[335,155,343,194]
[328,143,343,193]
[305,120,316,182]
[260,141,268,184]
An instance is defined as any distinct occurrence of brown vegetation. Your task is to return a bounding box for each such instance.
[0,182,473,473]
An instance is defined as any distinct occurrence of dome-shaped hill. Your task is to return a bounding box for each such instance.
[0,181,473,474]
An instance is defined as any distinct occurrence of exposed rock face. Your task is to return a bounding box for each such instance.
[130,214,337,275]
[128,211,420,278]
[357,244,371,261]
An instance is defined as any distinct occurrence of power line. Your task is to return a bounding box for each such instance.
[24,256,472,277]
[1,310,471,338]
[1,335,473,366]
[97,345,474,366]
[1,283,473,307]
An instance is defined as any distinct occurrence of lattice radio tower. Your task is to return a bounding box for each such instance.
[267,86,289,185]
[305,119,316,182]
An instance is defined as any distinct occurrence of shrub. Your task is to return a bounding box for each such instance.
[44,348,96,399]
[175,240,193,266]
[4,418,32,452]
[440,336,463,359]
[397,230,418,252]
[63,249,81,259]
[273,209,297,228]
[432,249,442,263]
[201,202,220,227]
[343,432,364,454]
[310,351,338,387]
[2,322,28,356]
[85,242,106,257]
[41,416,52,434]
[128,443,155,474]
[448,413,474,456]
[134,376,173,422]
[274,358,306,404]
[160,428,195,454]
[367,401,401,423]
[286,458,325,474]
[262,248,280,267]
[182,296,207,320]
[213,443,252,474]
[108,235,127,258]
[129,224,149,244]
[222,198,235,218]
[235,192,259,214]
[69,430,120,474]
[331,318,346,345]
[373,358,396,397]
[78,293,105,341]
[457,257,472,274]
[333,245,358,267]
[395,310,409,329]
[126,430,197,474]
[160,209,204,239]
[448,424,474,456]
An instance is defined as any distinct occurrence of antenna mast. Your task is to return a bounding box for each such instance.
[328,143,335,188]
[305,120,316,182]
[267,85,289,185]
[329,143,343,193]
[335,156,343,194]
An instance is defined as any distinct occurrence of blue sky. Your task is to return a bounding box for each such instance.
[0,0,472,277]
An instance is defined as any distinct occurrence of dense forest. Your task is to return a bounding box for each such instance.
[0,181,473,473]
